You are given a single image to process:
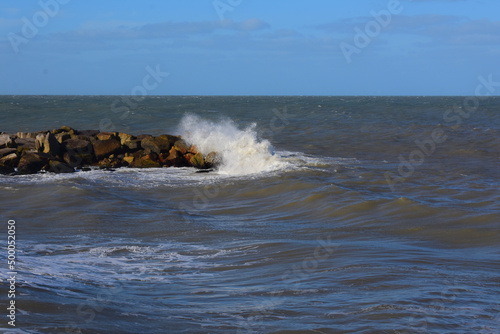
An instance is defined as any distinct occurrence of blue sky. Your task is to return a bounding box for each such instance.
[1,0,499,95]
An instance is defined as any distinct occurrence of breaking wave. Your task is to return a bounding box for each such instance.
[178,114,287,176]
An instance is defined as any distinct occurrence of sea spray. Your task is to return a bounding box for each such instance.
[178,114,285,175]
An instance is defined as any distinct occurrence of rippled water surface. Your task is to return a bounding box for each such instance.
[1,96,499,333]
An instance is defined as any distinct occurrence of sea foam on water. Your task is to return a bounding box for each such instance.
[178,114,285,176]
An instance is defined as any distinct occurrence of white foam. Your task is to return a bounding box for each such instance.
[178,114,287,176]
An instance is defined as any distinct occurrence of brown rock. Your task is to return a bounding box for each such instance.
[159,134,179,147]
[118,132,134,145]
[97,132,118,141]
[0,165,15,175]
[0,148,17,158]
[0,153,19,167]
[0,134,15,148]
[123,138,141,151]
[48,160,74,173]
[63,138,95,166]
[14,138,36,154]
[60,126,74,132]
[123,156,135,165]
[17,152,50,175]
[164,147,188,167]
[93,139,122,160]
[55,133,71,144]
[141,136,172,154]
[205,151,221,168]
[130,154,161,168]
[98,158,125,169]
[36,132,61,156]
[173,140,190,155]
[189,152,205,169]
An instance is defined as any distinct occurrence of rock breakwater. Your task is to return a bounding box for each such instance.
[0,127,219,175]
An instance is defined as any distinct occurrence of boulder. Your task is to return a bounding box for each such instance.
[0,153,19,167]
[17,152,50,175]
[14,138,36,154]
[78,130,100,137]
[48,160,74,173]
[141,136,172,154]
[123,156,135,165]
[123,138,141,151]
[189,152,205,169]
[55,133,71,144]
[159,134,179,147]
[93,139,122,160]
[118,132,134,145]
[130,154,161,168]
[36,132,61,156]
[205,151,222,168]
[0,148,17,158]
[0,165,15,175]
[163,147,188,167]
[0,134,15,148]
[173,139,190,155]
[97,132,118,141]
[63,138,95,166]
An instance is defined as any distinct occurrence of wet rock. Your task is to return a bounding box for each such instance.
[93,139,122,160]
[14,138,36,154]
[205,151,222,168]
[48,160,74,173]
[159,134,179,147]
[0,148,17,158]
[98,157,125,169]
[141,136,172,154]
[189,152,205,169]
[164,147,188,167]
[0,153,19,167]
[97,132,118,141]
[55,133,71,144]
[118,132,134,145]
[0,134,15,148]
[173,140,190,155]
[123,138,141,151]
[123,156,135,165]
[78,130,100,137]
[0,164,15,175]
[63,138,95,166]
[36,132,61,156]
[130,154,161,168]
[17,152,50,175]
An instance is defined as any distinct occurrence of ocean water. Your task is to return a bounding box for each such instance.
[0,96,499,333]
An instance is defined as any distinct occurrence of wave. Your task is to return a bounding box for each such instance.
[178,114,287,176]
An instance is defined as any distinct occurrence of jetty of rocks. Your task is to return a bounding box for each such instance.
[0,126,220,175]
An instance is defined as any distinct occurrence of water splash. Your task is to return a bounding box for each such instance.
[178,114,285,176]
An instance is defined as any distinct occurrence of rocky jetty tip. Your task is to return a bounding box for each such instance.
[0,127,220,176]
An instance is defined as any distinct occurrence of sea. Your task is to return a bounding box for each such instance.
[0,96,499,333]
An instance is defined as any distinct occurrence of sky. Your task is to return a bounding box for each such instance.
[1,0,499,96]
